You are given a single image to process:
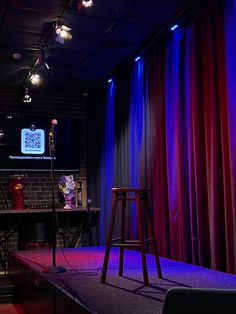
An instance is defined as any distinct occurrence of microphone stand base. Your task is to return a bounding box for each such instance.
[42,265,66,274]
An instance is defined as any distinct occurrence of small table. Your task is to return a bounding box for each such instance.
[0,207,100,273]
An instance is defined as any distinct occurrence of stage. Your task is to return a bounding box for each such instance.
[8,246,236,314]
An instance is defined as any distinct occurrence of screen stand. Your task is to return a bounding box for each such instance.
[42,130,66,274]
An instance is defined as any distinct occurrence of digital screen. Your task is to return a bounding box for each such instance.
[0,115,80,172]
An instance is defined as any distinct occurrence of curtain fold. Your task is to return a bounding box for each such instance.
[129,58,146,239]
[100,81,115,245]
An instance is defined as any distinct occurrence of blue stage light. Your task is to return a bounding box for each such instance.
[170,24,179,31]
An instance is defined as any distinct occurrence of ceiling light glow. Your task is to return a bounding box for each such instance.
[170,24,179,31]
[82,0,93,7]
[0,129,5,138]
[29,73,42,86]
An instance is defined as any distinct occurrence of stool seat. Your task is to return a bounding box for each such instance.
[101,187,162,286]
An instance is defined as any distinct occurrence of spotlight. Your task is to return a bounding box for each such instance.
[55,22,72,40]
[135,56,141,62]
[82,0,93,7]
[29,73,42,86]
[107,78,112,83]
[23,88,32,103]
[170,24,179,31]
[0,129,5,139]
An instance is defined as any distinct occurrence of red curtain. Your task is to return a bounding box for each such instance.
[147,0,236,273]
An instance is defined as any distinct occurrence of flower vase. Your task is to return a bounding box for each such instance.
[9,177,26,210]
[59,175,76,209]
[63,191,76,209]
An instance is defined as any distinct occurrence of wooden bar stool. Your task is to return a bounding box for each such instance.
[101,188,162,286]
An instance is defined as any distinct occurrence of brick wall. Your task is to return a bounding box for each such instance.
[0,172,87,209]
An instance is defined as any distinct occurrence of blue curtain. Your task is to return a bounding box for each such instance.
[129,58,145,187]
[100,80,115,245]
[99,59,148,243]
[128,58,147,237]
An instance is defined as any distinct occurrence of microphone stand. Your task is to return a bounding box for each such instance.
[42,129,66,273]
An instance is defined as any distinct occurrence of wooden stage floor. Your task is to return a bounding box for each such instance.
[8,246,236,314]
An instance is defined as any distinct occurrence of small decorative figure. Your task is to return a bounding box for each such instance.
[58,175,76,209]
[9,176,26,210]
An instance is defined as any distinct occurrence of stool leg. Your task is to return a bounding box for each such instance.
[136,192,149,286]
[144,193,162,279]
[119,193,126,277]
[101,193,117,284]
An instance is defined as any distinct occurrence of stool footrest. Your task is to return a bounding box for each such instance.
[111,238,154,243]
[111,236,122,242]
[111,239,140,243]
[123,240,140,243]
[112,243,140,248]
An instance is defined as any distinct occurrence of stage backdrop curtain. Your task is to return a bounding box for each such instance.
[99,0,236,273]
[147,0,236,273]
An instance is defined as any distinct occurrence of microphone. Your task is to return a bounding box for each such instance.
[49,119,58,137]
[49,119,57,153]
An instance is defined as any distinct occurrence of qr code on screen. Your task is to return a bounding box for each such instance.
[21,128,45,154]
[24,131,42,149]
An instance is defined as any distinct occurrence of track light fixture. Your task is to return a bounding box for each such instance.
[55,21,72,40]
[29,72,42,86]
[77,0,93,10]
[82,0,93,7]
[23,87,32,103]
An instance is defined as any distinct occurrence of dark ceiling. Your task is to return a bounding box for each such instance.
[0,0,200,90]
